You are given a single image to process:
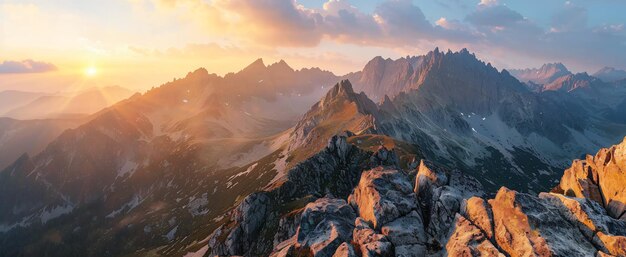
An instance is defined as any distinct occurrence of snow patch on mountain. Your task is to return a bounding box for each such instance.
[183,245,209,257]
[106,195,143,218]
[228,163,258,181]
[0,216,32,233]
[117,160,138,178]
[269,149,289,184]
[164,225,178,241]
[40,204,73,224]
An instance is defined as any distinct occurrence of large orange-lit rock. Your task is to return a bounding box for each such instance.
[489,187,596,257]
[349,167,418,229]
[557,137,626,220]
[445,214,505,257]
[460,197,494,239]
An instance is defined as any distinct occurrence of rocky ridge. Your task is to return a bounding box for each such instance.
[593,67,626,83]
[509,63,572,86]
[201,136,626,257]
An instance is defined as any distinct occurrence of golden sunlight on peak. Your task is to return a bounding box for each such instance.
[84,66,98,77]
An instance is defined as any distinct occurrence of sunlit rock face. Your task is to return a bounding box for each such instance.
[555,137,626,220]
[445,138,626,257]
[348,167,418,230]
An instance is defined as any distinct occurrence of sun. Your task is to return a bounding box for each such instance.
[84,66,98,77]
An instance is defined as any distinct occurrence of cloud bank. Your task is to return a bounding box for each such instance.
[147,0,625,70]
[0,59,57,74]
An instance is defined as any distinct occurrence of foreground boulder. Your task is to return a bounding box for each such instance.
[348,167,418,229]
[352,217,394,257]
[348,167,427,256]
[294,198,356,257]
[445,214,504,257]
[411,160,486,252]
[540,193,626,256]
[448,187,626,257]
[490,187,595,257]
[556,137,626,220]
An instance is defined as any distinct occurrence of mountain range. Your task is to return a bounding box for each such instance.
[1,48,626,256]
[0,86,136,119]
[0,86,137,170]
[593,67,626,82]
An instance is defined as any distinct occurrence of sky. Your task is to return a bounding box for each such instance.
[1,0,625,92]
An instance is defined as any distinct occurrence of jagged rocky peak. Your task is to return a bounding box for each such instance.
[237,58,304,78]
[185,67,209,77]
[365,55,386,67]
[348,47,522,103]
[241,58,266,72]
[265,158,485,257]
[288,80,379,158]
[318,80,375,110]
[267,59,295,73]
[402,47,529,115]
[593,66,626,82]
[542,71,601,92]
[321,79,356,102]
[509,62,572,85]
[538,62,570,75]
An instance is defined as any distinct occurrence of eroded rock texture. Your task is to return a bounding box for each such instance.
[555,137,626,220]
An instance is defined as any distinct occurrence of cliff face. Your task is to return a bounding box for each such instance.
[555,137,626,220]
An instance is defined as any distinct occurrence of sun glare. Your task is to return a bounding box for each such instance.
[84,66,98,77]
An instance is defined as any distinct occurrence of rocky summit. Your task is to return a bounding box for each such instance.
[203,136,626,257]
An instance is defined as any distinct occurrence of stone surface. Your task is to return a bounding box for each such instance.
[349,167,418,229]
[445,214,504,257]
[380,210,427,256]
[414,161,485,249]
[295,198,356,257]
[557,137,626,220]
[352,217,394,257]
[219,192,271,255]
[489,187,597,257]
[332,242,357,257]
[460,197,494,239]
